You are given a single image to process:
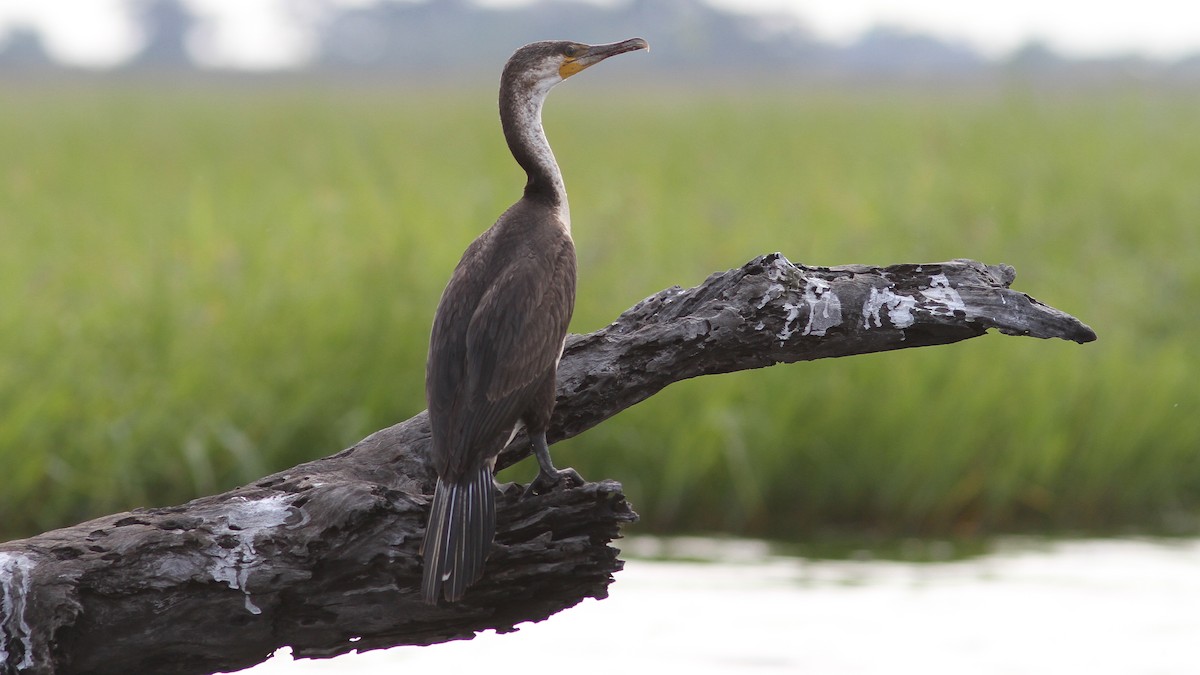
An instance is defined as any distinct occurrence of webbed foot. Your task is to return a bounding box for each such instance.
[522,466,584,498]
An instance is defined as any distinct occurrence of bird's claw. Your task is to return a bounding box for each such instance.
[522,467,584,498]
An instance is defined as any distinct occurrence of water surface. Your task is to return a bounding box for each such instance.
[241,537,1199,674]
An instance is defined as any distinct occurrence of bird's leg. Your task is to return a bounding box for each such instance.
[523,430,583,497]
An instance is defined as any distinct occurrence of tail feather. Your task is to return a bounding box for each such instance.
[421,465,496,604]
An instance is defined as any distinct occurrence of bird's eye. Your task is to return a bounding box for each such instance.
[564,44,584,58]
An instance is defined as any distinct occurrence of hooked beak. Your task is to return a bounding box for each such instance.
[560,37,649,79]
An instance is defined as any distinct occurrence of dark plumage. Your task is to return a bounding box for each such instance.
[421,38,648,605]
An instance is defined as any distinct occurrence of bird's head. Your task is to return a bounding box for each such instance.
[502,38,649,95]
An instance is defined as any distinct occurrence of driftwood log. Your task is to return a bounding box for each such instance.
[0,254,1095,675]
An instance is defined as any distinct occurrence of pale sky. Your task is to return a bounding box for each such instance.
[0,0,1198,69]
[714,0,1200,57]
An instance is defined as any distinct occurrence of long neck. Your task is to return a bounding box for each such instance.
[499,77,567,205]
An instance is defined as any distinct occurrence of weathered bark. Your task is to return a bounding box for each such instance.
[0,254,1094,675]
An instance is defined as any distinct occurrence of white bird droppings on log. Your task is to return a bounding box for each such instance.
[921,274,968,317]
[800,277,842,337]
[0,552,35,670]
[207,494,298,614]
[863,286,918,329]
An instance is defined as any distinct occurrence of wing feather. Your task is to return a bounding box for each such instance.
[457,236,575,460]
[425,212,576,481]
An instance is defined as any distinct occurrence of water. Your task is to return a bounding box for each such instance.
[239,537,1200,674]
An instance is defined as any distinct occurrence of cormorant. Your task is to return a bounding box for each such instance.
[421,38,649,604]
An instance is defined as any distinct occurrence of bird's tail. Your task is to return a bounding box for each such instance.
[420,465,496,604]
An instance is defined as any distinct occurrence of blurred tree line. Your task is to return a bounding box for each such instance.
[2,0,1200,82]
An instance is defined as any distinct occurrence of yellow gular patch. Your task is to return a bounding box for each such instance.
[559,59,587,79]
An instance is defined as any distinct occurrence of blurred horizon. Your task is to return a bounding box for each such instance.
[1,0,1199,82]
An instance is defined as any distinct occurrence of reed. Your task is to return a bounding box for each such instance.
[1,82,1196,542]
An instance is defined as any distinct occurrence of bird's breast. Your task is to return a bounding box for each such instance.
[555,201,572,236]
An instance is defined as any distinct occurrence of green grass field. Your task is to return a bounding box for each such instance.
[1,80,1197,543]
